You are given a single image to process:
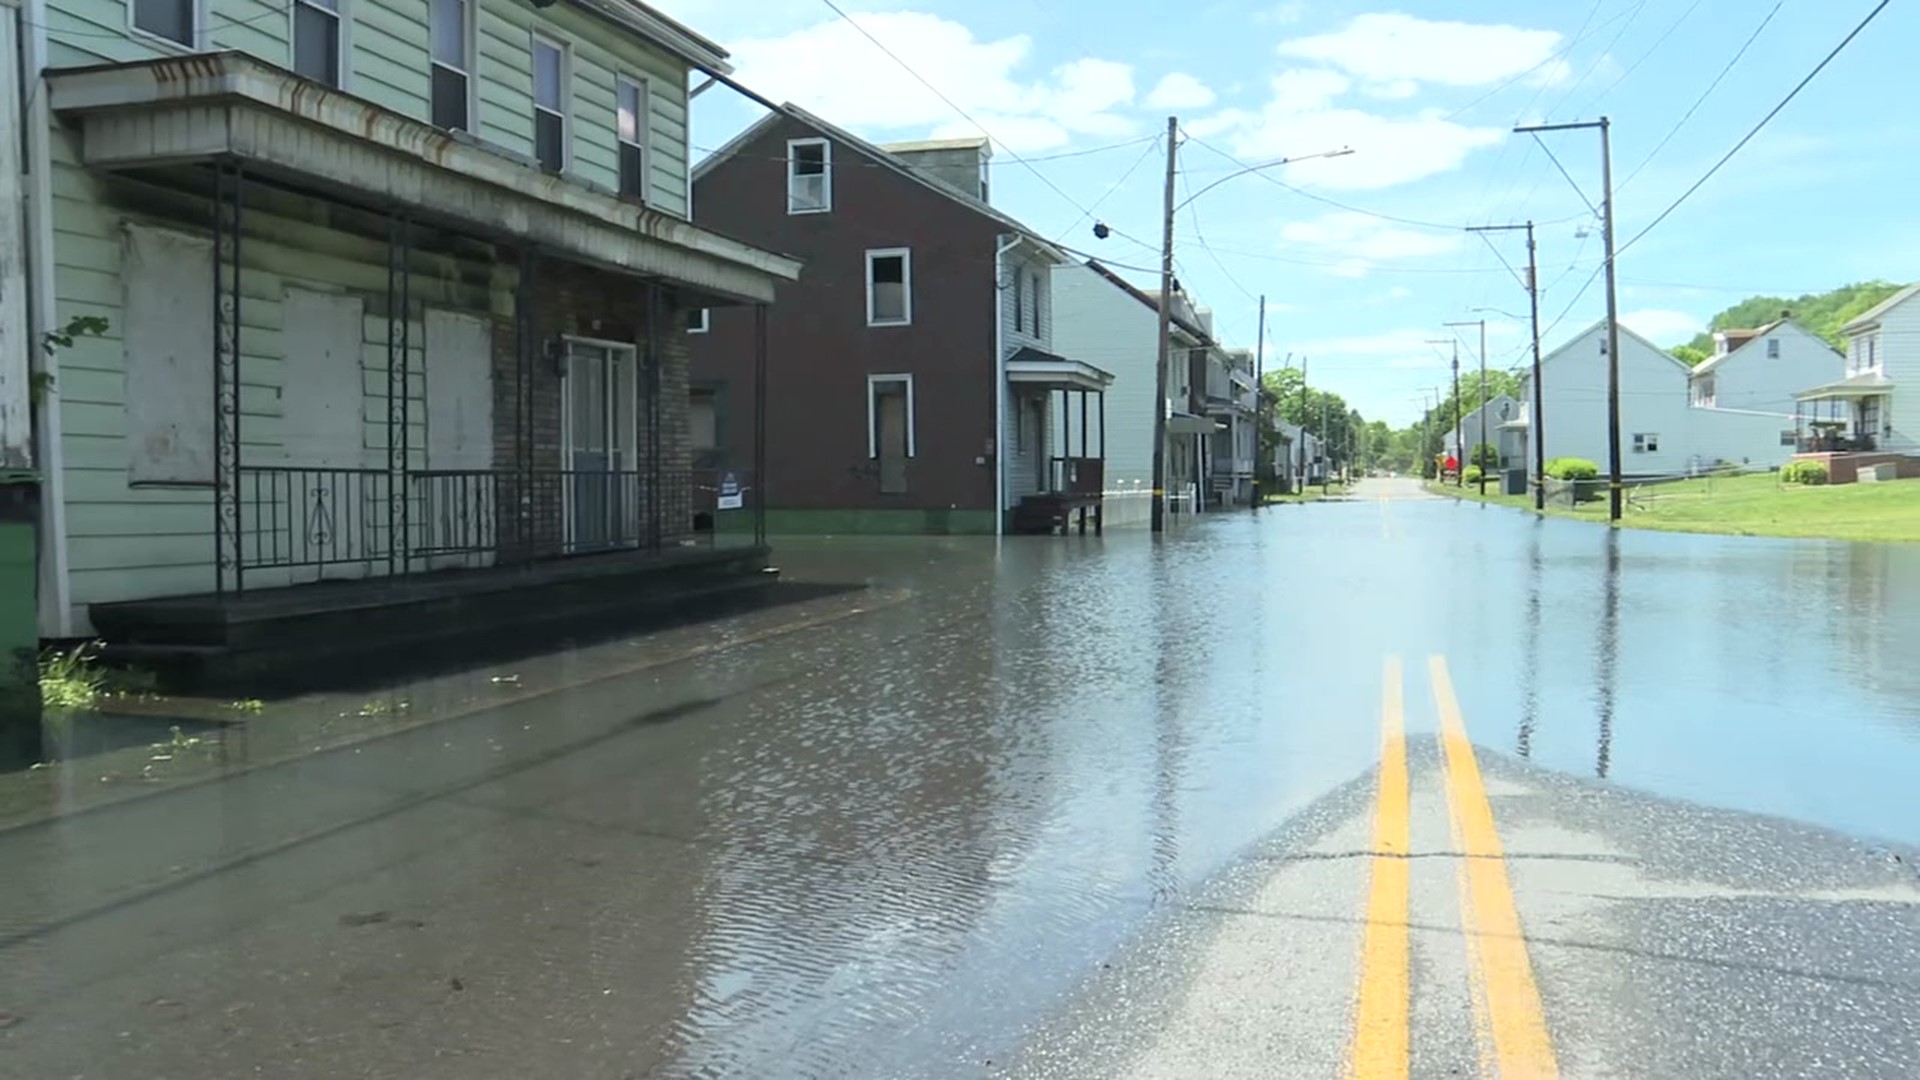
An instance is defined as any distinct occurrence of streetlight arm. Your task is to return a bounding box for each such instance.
[1172,147,1354,212]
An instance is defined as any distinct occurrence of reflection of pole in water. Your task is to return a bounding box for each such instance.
[1519,524,1543,758]
[1596,530,1621,778]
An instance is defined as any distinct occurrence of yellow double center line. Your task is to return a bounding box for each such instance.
[1345,656,1558,1079]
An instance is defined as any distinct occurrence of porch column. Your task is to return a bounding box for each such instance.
[753,302,768,547]
[646,283,663,549]
[211,164,245,597]
[384,212,412,579]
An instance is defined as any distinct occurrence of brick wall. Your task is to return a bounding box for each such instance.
[490,251,696,559]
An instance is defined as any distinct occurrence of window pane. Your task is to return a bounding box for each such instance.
[619,142,647,199]
[535,111,564,173]
[134,0,193,45]
[431,65,469,131]
[293,5,340,87]
[871,256,904,285]
[617,81,641,144]
[431,0,466,66]
[792,142,825,176]
[533,41,563,109]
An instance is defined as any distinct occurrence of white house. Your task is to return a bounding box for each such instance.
[1443,394,1520,466]
[1689,316,1844,465]
[1052,260,1218,524]
[1795,282,1920,459]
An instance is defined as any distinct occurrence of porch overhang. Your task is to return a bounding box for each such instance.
[1166,413,1220,436]
[1005,347,1114,391]
[1795,372,1894,402]
[45,52,802,304]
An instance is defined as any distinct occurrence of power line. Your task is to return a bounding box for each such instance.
[1529,134,1599,216]
[1617,0,1891,258]
[1181,134,1470,232]
[1053,136,1163,245]
[1576,0,1710,114]
[691,134,1157,167]
[1617,1,1786,192]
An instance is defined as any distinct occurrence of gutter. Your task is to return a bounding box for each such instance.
[21,0,69,636]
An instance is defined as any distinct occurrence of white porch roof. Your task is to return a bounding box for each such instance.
[45,52,802,304]
[1794,371,1895,402]
[1005,348,1114,391]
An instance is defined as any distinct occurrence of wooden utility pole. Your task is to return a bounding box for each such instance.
[1517,117,1622,520]
[1445,319,1488,494]
[1526,225,1544,510]
[1150,115,1177,532]
[1252,294,1265,509]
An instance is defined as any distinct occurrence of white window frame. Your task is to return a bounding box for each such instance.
[1633,432,1659,454]
[289,0,349,90]
[866,374,916,458]
[530,32,571,174]
[865,247,912,327]
[429,0,478,133]
[787,137,832,214]
[127,0,206,51]
[687,307,709,334]
[615,73,651,202]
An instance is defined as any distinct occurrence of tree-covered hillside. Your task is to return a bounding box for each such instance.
[1670,281,1906,366]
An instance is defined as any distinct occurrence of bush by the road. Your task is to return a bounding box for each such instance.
[1463,465,1484,484]
[1545,457,1599,480]
[1782,460,1830,485]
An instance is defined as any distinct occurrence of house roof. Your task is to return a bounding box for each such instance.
[1795,371,1896,402]
[1843,282,1920,333]
[1542,318,1694,374]
[576,0,732,74]
[1692,317,1842,377]
[1080,260,1214,344]
[693,104,1069,262]
[878,136,991,155]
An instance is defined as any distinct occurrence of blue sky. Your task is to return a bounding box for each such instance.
[655,0,1916,426]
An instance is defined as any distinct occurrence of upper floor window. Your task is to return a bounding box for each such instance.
[1692,377,1715,407]
[292,0,344,88]
[131,0,196,47]
[1766,337,1780,359]
[866,248,911,327]
[1028,270,1041,335]
[1866,335,1880,370]
[430,0,473,132]
[1012,269,1025,333]
[531,36,569,174]
[686,307,709,334]
[616,76,650,201]
[788,138,831,214]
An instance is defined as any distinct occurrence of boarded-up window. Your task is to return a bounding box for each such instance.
[281,288,367,467]
[425,309,493,469]
[123,223,215,485]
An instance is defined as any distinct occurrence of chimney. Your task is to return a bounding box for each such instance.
[1780,308,1791,321]
[878,137,993,203]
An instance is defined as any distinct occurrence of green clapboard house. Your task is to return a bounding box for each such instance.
[4,0,798,687]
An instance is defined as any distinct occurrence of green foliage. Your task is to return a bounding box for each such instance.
[1671,344,1711,368]
[39,642,108,711]
[33,315,112,404]
[1545,457,1599,480]
[1463,465,1484,484]
[1676,282,1904,352]
[1781,460,1830,485]
[1471,443,1499,469]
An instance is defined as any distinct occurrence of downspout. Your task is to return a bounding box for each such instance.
[993,234,1020,536]
[22,0,70,637]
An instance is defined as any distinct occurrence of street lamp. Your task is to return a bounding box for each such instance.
[1109,126,1354,533]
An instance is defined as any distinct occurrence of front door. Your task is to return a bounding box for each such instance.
[875,383,909,494]
[564,340,636,550]
[1858,396,1882,449]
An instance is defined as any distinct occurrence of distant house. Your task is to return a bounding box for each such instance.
[1688,315,1844,465]
[1051,261,1219,523]
[1792,283,1920,482]
[689,106,1113,534]
[1275,421,1324,488]
[1206,346,1260,506]
[1443,394,1520,466]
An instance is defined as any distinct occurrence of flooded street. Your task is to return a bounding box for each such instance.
[3,479,1919,1078]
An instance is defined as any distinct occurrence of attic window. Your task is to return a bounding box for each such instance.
[1766,337,1780,358]
[788,138,831,214]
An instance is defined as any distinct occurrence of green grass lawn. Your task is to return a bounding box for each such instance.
[1266,483,1350,503]
[1429,473,1920,543]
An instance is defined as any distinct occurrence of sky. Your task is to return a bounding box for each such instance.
[653,0,1917,426]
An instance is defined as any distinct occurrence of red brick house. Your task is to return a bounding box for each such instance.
[689,105,1112,535]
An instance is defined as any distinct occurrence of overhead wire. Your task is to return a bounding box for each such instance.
[1052,135,1163,246]
[1575,0,1711,115]
[1616,0,1891,258]
[1617,1,1786,192]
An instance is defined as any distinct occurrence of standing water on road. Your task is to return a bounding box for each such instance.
[3,486,1918,1077]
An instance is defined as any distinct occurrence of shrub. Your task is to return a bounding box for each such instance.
[1463,465,1484,484]
[1545,457,1600,480]
[1781,460,1829,486]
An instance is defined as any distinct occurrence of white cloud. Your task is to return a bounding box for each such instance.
[1271,69,1350,113]
[1146,72,1218,110]
[1622,309,1704,345]
[1256,1,1308,25]
[1389,286,1412,300]
[1282,212,1464,262]
[720,13,1137,152]
[1363,79,1420,100]
[1276,14,1563,88]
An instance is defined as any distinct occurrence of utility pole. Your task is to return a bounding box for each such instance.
[1517,117,1621,521]
[1318,393,1329,494]
[1468,222,1544,509]
[1253,294,1265,509]
[1149,115,1178,533]
[1445,319,1488,494]
[1298,355,1311,493]
[1425,338,1461,485]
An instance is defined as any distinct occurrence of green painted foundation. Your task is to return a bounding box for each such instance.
[0,474,42,767]
[713,508,999,536]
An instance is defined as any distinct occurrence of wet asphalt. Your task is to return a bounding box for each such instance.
[1,477,1917,1078]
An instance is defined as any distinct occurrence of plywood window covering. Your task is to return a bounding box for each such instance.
[123,224,215,485]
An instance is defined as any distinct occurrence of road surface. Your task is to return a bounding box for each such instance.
[2,476,1917,1078]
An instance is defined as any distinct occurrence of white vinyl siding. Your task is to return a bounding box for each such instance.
[1001,249,1052,352]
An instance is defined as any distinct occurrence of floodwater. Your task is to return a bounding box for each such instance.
[1,479,1917,1077]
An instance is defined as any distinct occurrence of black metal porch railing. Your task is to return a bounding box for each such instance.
[241,465,395,573]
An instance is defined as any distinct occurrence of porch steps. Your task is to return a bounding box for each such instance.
[89,546,778,694]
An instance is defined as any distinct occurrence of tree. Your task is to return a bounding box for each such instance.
[1671,343,1711,368]
[1672,281,1905,353]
